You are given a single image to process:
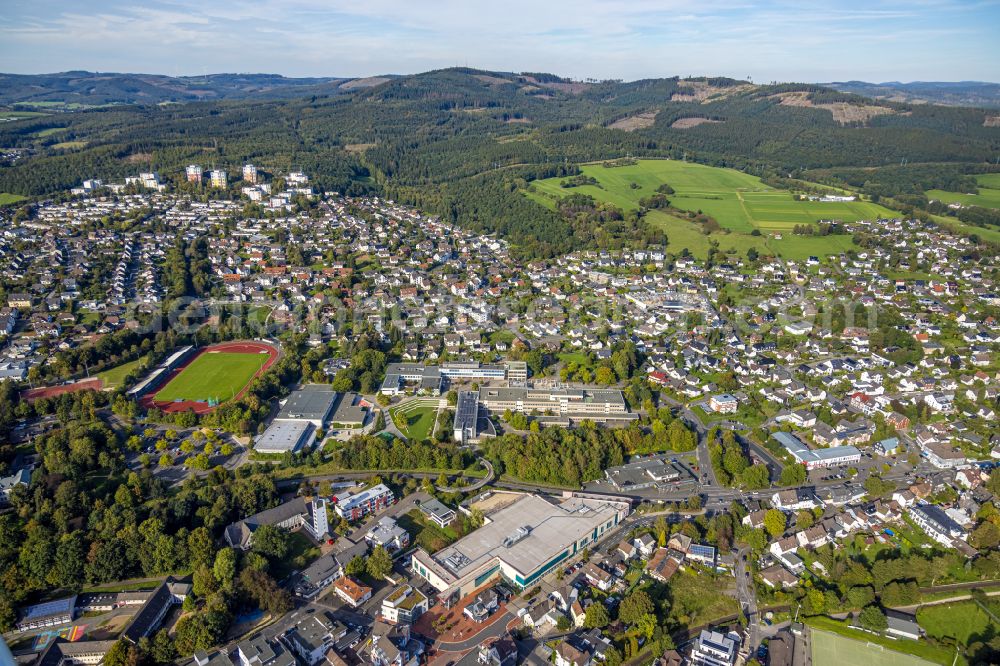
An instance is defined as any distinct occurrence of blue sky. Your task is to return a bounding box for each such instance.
[2,0,998,82]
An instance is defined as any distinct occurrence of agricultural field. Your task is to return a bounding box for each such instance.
[927,174,1000,210]
[526,159,895,259]
[0,110,49,121]
[811,628,939,666]
[389,400,439,441]
[153,351,268,404]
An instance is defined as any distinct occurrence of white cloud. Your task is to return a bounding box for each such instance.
[0,0,997,81]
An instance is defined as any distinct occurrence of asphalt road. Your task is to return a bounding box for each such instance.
[733,547,760,652]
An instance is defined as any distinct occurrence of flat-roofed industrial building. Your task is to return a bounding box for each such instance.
[477,386,637,424]
[453,391,480,443]
[411,493,629,601]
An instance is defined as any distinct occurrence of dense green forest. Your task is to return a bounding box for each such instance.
[2,68,998,257]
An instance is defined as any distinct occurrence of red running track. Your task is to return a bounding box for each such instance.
[139,340,280,415]
[22,378,103,402]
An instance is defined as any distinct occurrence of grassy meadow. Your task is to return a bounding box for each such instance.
[926,174,1000,210]
[526,159,897,259]
[0,193,27,206]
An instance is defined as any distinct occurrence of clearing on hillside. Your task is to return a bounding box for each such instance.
[608,111,658,131]
[772,91,897,125]
[670,117,723,129]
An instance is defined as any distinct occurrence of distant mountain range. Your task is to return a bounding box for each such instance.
[3,71,999,110]
[825,81,1000,108]
[2,66,997,255]
[0,71,396,107]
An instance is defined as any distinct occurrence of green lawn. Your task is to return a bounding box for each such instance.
[926,174,1000,210]
[525,159,891,259]
[272,530,321,581]
[82,579,168,593]
[153,351,267,403]
[664,570,740,628]
[97,358,144,389]
[558,352,593,367]
[917,600,1000,646]
[389,402,439,441]
[806,616,962,666]
[0,193,27,206]
[397,508,467,552]
[811,628,940,666]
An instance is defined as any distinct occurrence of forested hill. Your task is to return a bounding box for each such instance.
[825,80,1000,109]
[2,67,999,257]
[0,71,396,106]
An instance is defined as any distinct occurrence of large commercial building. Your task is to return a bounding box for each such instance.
[254,386,366,454]
[771,431,861,470]
[379,361,527,396]
[16,596,76,632]
[380,363,442,396]
[411,493,629,601]
[277,385,338,426]
[477,386,637,424]
[453,391,480,443]
[254,421,316,455]
[604,456,683,491]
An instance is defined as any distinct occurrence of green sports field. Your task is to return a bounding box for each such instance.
[153,352,267,403]
[811,629,937,666]
[926,174,1000,210]
[917,599,1000,647]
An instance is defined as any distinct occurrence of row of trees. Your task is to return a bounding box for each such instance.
[709,429,769,489]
